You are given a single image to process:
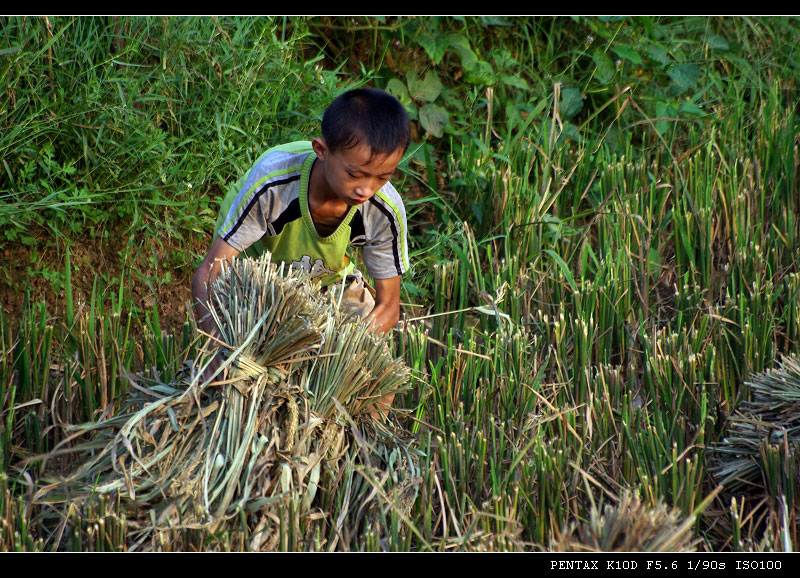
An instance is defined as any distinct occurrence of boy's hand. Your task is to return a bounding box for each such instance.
[198,348,225,384]
[192,237,240,381]
[192,237,240,330]
[369,393,396,420]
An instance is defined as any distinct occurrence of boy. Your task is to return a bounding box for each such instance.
[191,88,410,412]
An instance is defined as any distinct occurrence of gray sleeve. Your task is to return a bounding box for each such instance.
[218,151,302,251]
[220,184,273,252]
[362,187,409,279]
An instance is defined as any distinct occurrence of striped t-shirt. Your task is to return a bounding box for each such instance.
[216,142,409,285]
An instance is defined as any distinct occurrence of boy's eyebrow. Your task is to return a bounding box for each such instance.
[345,164,395,177]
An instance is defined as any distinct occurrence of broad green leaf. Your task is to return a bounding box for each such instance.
[408,70,444,103]
[500,73,529,91]
[655,100,676,117]
[592,48,615,84]
[401,279,426,298]
[679,101,706,117]
[479,16,513,26]
[638,16,655,38]
[464,59,496,86]
[385,78,411,106]
[471,201,484,224]
[419,103,449,137]
[667,63,700,91]
[613,44,643,65]
[447,33,478,69]
[563,122,586,144]
[558,87,583,121]
[655,101,677,134]
[643,42,671,66]
[492,49,519,70]
[586,18,614,39]
[415,31,450,65]
[705,34,729,51]
[505,101,522,128]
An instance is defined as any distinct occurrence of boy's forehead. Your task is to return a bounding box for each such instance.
[338,142,403,170]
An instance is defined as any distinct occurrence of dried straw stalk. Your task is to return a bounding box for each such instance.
[36,255,420,550]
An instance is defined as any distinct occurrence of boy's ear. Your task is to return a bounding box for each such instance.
[311,138,328,160]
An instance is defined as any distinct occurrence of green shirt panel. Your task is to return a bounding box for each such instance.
[216,143,356,286]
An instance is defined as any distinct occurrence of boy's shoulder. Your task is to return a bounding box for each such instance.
[262,141,314,156]
[234,141,315,202]
[367,181,406,219]
[251,141,314,172]
[216,142,313,238]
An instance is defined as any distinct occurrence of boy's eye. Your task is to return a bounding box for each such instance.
[345,171,390,182]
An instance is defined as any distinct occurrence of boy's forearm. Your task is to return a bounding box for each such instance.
[369,276,401,335]
[192,265,219,336]
[192,237,240,336]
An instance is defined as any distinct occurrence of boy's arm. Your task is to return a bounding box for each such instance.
[367,275,401,419]
[191,237,241,336]
[369,276,401,335]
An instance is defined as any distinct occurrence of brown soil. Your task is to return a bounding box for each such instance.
[0,223,212,339]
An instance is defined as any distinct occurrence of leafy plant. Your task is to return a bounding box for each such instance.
[386,70,450,138]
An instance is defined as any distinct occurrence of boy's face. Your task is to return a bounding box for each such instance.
[312,138,404,207]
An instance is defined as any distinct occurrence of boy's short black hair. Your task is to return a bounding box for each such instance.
[321,88,410,158]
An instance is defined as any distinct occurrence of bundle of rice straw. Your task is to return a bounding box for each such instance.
[551,490,699,552]
[37,255,421,551]
[710,355,800,493]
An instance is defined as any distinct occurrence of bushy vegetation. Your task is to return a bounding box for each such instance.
[2,16,800,551]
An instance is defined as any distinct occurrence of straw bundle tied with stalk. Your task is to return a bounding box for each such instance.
[711,355,800,499]
[33,255,421,551]
[551,490,700,552]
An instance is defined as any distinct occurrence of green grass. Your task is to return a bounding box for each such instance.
[2,16,800,551]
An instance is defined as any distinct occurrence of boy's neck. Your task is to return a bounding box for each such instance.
[308,158,350,234]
